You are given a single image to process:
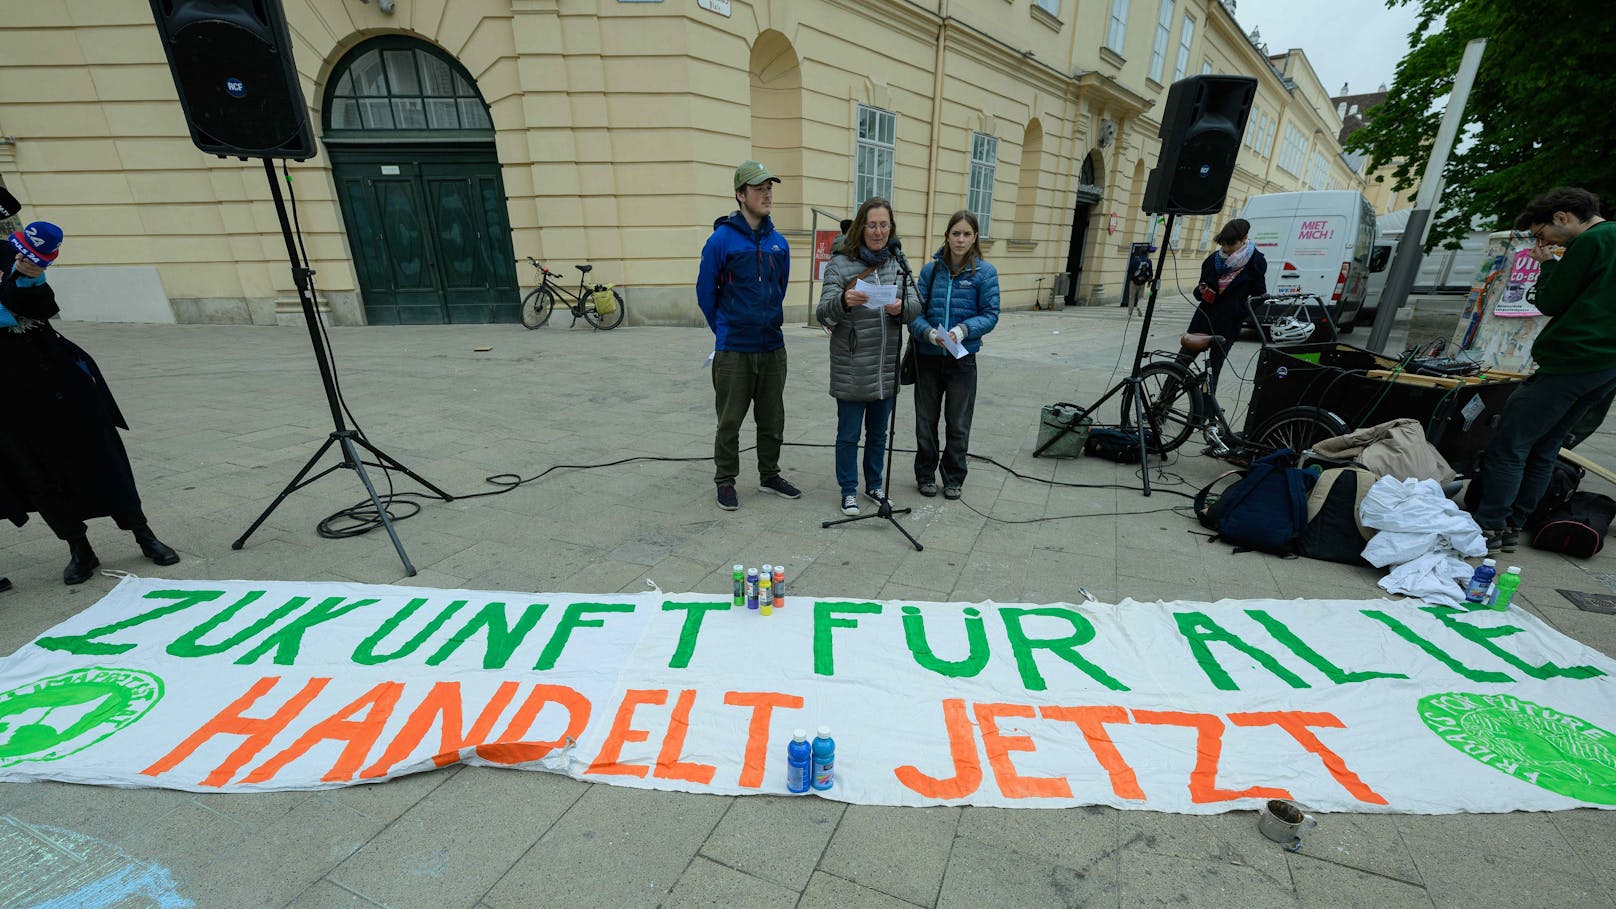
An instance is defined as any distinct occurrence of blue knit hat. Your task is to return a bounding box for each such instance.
[9,220,63,267]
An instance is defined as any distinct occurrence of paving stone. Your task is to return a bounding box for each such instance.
[798,870,926,909]
[174,795,384,908]
[938,835,1116,909]
[330,767,586,909]
[660,855,799,909]
[699,793,844,891]
[481,785,730,909]
[1394,812,1610,909]
[819,804,958,906]
[956,804,1118,874]
[1289,851,1432,909]
[1119,844,1299,908]
[283,879,386,908]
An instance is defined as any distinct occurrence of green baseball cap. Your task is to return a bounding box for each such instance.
[733,160,781,191]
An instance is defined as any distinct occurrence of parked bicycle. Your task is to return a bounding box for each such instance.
[1118,293,1350,458]
[519,257,626,330]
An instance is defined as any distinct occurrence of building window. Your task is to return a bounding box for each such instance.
[1173,17,1195,82]
[1106,0,1131,54]
[855,104,895,205]
[1035,0,1060,15]
[1278,123,1307,176]
[328,45,491,132]
[1202,59,1213,75]
[1201,215,1216,249]
[1261,116,1276,156]
[1306,150,1329,190]
[1148,0,1175,83]
[968,132,999,237]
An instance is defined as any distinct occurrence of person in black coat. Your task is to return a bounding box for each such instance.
[1,222,180,585]
[1177,218,1267,395]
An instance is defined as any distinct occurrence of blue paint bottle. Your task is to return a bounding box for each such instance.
[810,725,835,791]
[786,729,812,794]
[1464,558,1497,605]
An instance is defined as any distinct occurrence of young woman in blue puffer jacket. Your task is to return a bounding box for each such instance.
[910,210,999,500]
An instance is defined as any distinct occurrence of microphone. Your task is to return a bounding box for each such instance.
[890,237,913,276]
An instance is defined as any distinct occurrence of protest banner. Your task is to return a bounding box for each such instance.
[2,577,1614,813]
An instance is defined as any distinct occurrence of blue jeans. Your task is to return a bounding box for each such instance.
[835,397,894,496]
[1476,366,1616,530]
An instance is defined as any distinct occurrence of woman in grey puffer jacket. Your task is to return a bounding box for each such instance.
[816,197,922,516]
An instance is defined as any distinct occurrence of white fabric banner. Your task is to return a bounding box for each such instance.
[2,577,1615,814]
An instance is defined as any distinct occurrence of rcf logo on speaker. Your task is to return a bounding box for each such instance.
[226,77,245,98]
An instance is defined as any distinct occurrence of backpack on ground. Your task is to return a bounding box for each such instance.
[1084,426,1144,463]
[1296,467,1375,564]
[1530,491,1616,558]
[1194,448,1318,554]
[1462,456,1584,526]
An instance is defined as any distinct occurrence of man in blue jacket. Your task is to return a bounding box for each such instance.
[696,161,801,511]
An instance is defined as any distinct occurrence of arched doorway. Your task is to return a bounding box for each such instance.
[748,31,803,230]
[1064,152,1103,306]
[323,38,519,324]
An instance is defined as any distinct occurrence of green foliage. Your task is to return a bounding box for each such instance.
[1346,0,1616,249]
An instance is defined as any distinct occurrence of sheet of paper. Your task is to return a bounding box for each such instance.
[941,330,969,359]
[854,278,898,310]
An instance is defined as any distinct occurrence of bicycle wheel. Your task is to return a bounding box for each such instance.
[520,287,556,329]
[1119,360,1204,454]
[1252,406,1349,454]
[583,288,626,330]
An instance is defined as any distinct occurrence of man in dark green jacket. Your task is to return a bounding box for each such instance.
[1476,187,1616,553]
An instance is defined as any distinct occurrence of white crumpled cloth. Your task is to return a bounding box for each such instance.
[1358,476,1487,606]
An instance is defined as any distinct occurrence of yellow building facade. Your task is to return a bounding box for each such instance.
[0,0,1369,325]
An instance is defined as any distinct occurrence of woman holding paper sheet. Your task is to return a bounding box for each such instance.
[910,210,1000,500]
[817,197,921,517]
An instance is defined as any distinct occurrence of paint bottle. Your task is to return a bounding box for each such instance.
[786,729,812,794]
[746,568,759,610]
[732,564,744,610]
[1464,558,1497,605]
[810,725,835,791]
[759,571,774,616]
[773,564,786,609]
[1491,566,1522,610]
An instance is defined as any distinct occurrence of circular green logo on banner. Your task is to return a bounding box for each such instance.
[0,667,164,767]
[1419,691,1616,804]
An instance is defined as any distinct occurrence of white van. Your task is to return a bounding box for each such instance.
[1363,208,1493,314]
[1242,191,1378,330]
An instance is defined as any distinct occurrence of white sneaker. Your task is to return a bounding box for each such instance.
[841,494,860,516]
[863,487,886,505]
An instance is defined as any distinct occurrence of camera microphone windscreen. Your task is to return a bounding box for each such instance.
[0,188,19,221]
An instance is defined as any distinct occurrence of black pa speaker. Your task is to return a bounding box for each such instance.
[1141,75,1257,215]
[147,0,316,159]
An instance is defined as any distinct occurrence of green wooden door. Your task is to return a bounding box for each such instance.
[332,150,519,324]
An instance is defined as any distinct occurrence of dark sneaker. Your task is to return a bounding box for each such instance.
[1501,526,1520,552]
[863,487,886,505]
[1482,529,1504,555]
[918,481,938,497]
[716,484,739,511]
[943,485,962,500]
[759,475,802,499]
[841,494,860,516]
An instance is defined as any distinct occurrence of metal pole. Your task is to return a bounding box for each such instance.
[1366,37,1487,352]
[808,206,845,327]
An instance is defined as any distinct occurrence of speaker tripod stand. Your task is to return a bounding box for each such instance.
[232,159,452,575]
[1038,213,1180,496]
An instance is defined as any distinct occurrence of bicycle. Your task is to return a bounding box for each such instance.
[518,257,626,330]
[1117,293,1351,459]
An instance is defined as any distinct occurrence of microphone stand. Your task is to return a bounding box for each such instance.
[821,248,924,551]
